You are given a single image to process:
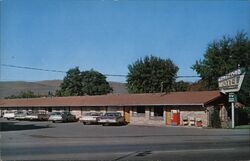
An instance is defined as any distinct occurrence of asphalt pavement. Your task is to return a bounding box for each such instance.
[0,118,249,161]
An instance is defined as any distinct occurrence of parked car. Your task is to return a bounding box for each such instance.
[25,111,39,120]
[25,112,49,121]
[37,113,49,121]
[79,112,103,125]
[3,111,16,120]
[48,112,77,123]
[97,112,125,126]
[15,111,28,120]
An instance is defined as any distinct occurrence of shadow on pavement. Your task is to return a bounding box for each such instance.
[0,121,53,132]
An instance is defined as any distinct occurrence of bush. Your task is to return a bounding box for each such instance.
[235,107,250,125]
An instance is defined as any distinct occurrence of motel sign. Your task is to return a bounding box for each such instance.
[218,67,246,128]
[218,68,246,93]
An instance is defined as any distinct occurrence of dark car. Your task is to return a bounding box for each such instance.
[25,112,49,121]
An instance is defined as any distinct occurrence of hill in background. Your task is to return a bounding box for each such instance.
[0,80,128,98]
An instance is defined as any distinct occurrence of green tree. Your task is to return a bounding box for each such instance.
[192,32,250,90]
[56,67,83,96]
[127,55,179,93]
[238,68,250,106]
[81,70,113,95]
[173,81,190,92]
[56,67,112,96]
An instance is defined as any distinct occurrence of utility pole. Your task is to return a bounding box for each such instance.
[161,82,163,93]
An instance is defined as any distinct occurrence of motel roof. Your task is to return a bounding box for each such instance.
[0,90,223,107]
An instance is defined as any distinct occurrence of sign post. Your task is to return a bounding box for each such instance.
[231,102,235,128]
[218,68,246,128]
[228,93,237,128]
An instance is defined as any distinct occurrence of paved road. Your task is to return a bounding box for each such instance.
[1,118,249,160]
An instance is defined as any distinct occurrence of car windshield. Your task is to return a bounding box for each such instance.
[51,112,62,116]
[105,113,120,117]
[16,111,24,114]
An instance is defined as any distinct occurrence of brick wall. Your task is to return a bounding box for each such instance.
[180,110,208,127]
[130,107,165,126]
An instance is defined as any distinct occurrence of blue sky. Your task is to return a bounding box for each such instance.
[1,0,249,82]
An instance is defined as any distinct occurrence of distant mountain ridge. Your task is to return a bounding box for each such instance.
[0,80,128,98]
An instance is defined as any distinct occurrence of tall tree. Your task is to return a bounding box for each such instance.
[238,69,250,106]
[57,67,83,96]
[56,67,112,96]
[127,55,179,93]
[192,32,250,90]
[81,70,113,95]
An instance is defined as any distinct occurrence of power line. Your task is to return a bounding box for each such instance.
[1,64,127,77]
[1,64,66,73]
[104,74,127,77]
[1,64,201,78]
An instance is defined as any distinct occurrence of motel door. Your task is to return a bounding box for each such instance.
[165,110,171,125]
[124,107,130,123]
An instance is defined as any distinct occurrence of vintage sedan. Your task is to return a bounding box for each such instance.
[3,111,16,120]
[37,113,49,121]
[79,112,103,125]
[97,112,125,126]
[14,111,28,120]
[25,112,49,121]
[48,112,77,123]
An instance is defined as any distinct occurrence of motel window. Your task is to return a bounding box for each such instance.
[137,107,145,113]
[64,107,70,111]
[107,107,122,112]
[132,107,145,117]
[92,107,100,111]
[55,108,60,111]
[154,107,164,117]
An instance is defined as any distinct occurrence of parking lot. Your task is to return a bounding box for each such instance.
[1,118,249,161]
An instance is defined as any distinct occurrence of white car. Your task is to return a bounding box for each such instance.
[15,111,28,120]
[97,112,125,126]
[25,112,39,120]
[3,111,16,120]
[79,112,103,125]
[49,112,77,123]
